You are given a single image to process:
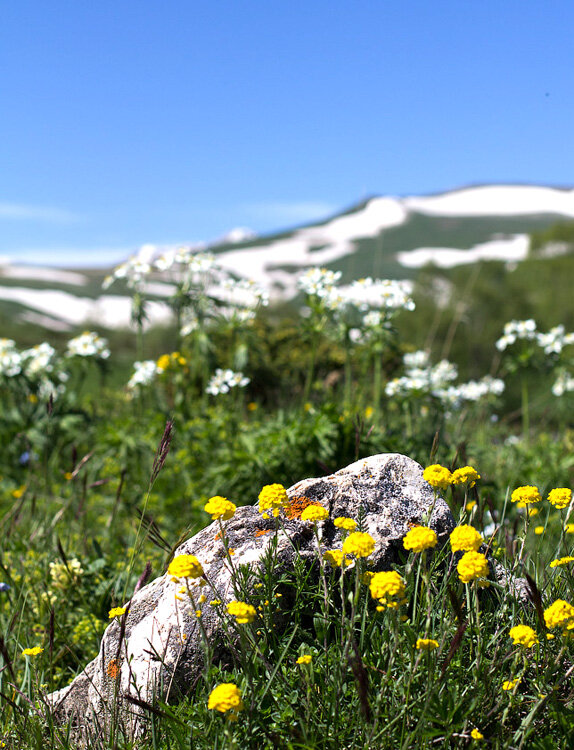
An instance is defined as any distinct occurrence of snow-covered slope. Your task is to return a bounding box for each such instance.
[2,184,573,330]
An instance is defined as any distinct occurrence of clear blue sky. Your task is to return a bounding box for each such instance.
[1,0,573,265]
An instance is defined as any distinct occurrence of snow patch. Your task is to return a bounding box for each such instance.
[0,265,88,285]
[0,287,172,329]
[396,234,530,268]
[404,185,574,218]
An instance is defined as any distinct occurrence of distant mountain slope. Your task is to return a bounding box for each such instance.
[1,184,573,333]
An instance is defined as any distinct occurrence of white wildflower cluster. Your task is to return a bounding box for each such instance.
[214,278,269,324]
[496,319,574,359]
[536,325,574,355]
[206,368,250,396]
[21,343,57,378]
[495,319,538,351]
[347,278,415,313]
[127,360,161,390]
[66,331,111,359]
[552,371,574,397]
[103,249,153,292]
[435,375,505,408]
[385,353,457,398]
[0,338,22,377]
[298,267,342,299]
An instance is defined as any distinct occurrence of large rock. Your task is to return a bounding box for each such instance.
[49,453,455,739]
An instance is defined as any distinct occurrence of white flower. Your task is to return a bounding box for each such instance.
[552,371,574,397]
[0,340,22,377]
[66,331,110,359]
[403,350,429,369]
[206,368,250,395]
[21,343,56,378]
[298,267,342,299]
[127,360,161,389]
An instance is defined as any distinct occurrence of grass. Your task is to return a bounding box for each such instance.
[1,260,574,748]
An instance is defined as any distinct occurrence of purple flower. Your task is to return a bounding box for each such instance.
[0,582,10,593]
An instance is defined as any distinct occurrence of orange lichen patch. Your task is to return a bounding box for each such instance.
[284,496,322,520]
[107,659,120,679]
[255,529,270,537]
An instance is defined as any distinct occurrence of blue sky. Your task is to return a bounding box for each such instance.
[1,0,573,265]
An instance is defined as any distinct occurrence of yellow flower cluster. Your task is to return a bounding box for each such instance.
[471,728,484,740]
[108,606,127,619]
[208,683,244,718]
[369,571,406,609]
[509,624,538,648]
[342,532,375,558]
[416,638,439,650]
[451,466,481,487]
[511,485,541,504]
[168,554,204,580]
[547,488,572,509]
[333,517,357,532]
[544,599,574,631]
[49,558,84,589]
[258,483,288,517]
[204,495,236,521]
[157,351,187,372]
[22,646,43,657]
[502,678,520,691]
[227,601,257,624]
[550,556,574,568]
[457,551,489,584]
[300,505,329,522]
[450,525,482,553]
[403,526,437,553]
[423,464,452,490]
[296,654,312,665]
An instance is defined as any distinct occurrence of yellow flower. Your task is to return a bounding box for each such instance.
[108,606,127,619]
[247,401,258,411]
[208,683,244,717]
[466,500,477,511]
[451,466,481,487]
[423,464,452,490]
[502,678,520,691]
[342,532,376,558]
[527,507,539,516]
[369,571,406,609]
[11,485,26,499]
[544,599,574,630]
[550,556,574,568]
[511,486,541,504]
[227,601,256,624]
[168,554,204,580]
[509,624,538,648]
[64,471,74,481]
[22,646,43,657]
[566,523,574,533]
[156,354,171,371]
[364,406,374,419]
[333,517,357,532]
[323,549,350,568]
[416,638,439,650]
[470,728,484,740]
[534,526,544,535]
[204,496,236,521]
[258,483,288,517]
[403,526,437,553]
[457,551,489,584]
[450,525,482,553]
[548,488,572,509]
[296,654,312,665]
[300,505,329,522]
